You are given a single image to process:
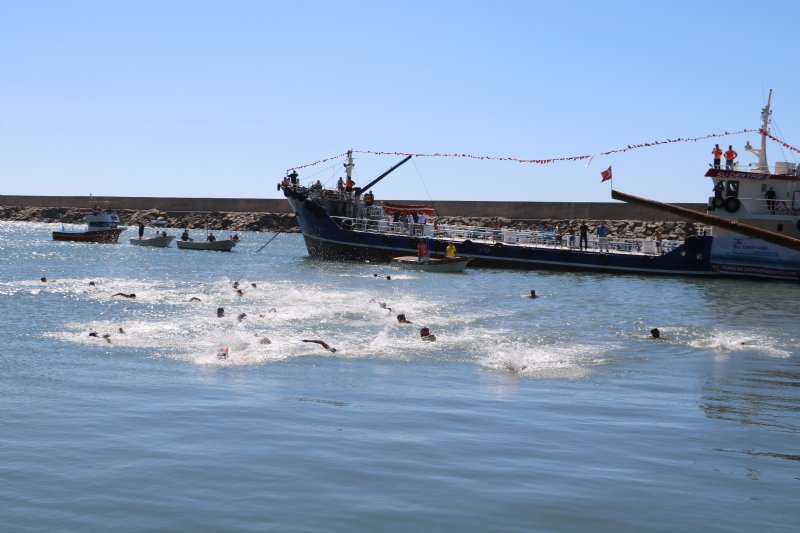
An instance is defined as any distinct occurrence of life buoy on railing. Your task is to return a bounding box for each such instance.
[774,200,788,214]
[342,219,354,230]
[712,196,724,209]
[723,196,741,213]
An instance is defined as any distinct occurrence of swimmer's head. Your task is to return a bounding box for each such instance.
[650,328,660,339]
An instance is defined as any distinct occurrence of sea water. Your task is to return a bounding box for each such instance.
[1,221,798,532]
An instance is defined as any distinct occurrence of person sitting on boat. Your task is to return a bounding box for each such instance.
[417,240,428,261]
[420,327,436,342]
[230,234,240,242]
[181,229,190,241]
[161,230,167,237]
[445,243,456,258]
[207,233,216,242]
[138,221,145,240]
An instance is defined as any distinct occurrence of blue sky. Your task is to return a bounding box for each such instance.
[2,1,799,203]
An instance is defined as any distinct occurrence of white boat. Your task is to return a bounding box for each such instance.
[393,255,472,272]
[129,235,176,247]
[176,239,237,252]
[52,210,125,243]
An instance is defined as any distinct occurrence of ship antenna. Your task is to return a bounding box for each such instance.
[745,89,772,173]
[344,150,355,182]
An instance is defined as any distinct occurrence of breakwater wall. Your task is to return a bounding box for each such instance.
[0,195,705,221]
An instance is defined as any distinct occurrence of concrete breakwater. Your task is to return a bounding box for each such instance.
[1,205,704,241]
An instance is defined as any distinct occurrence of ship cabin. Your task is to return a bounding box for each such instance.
[705,164,800,238]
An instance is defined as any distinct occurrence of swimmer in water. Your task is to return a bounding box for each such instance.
[102,333,111,343]
[251,283,257,288]
[189,297,201,302]
[118,327,125,334]
[238,313,247,321]
[40,277,47,282]
[503,361,529,373]
[420,327,436,341]
[88,281,96,286]
[397,313,412,324]
[529,290,537,298]
[88,332,99,337]
[217,307,225,318]
[650,328,661,339]
[233,281,239,289]
[302,339,337,352]
[236,289,244,297]
[217,347,229,360]
[112,293,136,299]
[255,333,272,345]
[378,302,392,311]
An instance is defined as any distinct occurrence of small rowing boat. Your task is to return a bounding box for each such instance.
[129,235,176,247]
[176,239,236,252]
[392,255,472,273]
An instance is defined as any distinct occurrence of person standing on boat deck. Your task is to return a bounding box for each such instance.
[207,233,216,242]
[654,230,663,254]
[712,144,723,169]
[181,229,190,241]
[567,226,576,248]
[554,224,563,247]
[765,186,777,214]
[579,223,589,251]
[445,242,457,258]
[597,222,609,252]
[724,145,738,170]
[337,177,345,194]
[138,221,144,240]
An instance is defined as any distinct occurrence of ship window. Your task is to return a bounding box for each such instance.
[725,181,739,197]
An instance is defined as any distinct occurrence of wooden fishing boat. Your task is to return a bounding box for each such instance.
[392,255,472,273]
[129,235,176,247]
[176,239,236,252]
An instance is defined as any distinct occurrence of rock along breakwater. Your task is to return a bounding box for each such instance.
[1,205,704,240]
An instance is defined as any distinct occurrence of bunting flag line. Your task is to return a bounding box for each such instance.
[762,129,800,155]
[600,165,612,182]
[286,128,760,172]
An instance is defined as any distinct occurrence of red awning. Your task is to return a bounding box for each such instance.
[381,201,435,215]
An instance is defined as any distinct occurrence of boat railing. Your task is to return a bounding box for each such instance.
[710,196,798,216]
[334,216,683,255]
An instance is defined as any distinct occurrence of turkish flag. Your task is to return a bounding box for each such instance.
[600,165,613,182]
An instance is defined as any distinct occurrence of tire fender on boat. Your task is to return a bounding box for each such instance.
[712,196,724,209]
[723,196,741,213]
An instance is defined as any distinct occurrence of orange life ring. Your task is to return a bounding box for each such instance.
[774,200,787,213]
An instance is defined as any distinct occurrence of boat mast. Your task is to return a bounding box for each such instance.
[345,150,355,182]
[744,89,772,173]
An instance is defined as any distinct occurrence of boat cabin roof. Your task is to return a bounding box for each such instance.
[705,168,800,182]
